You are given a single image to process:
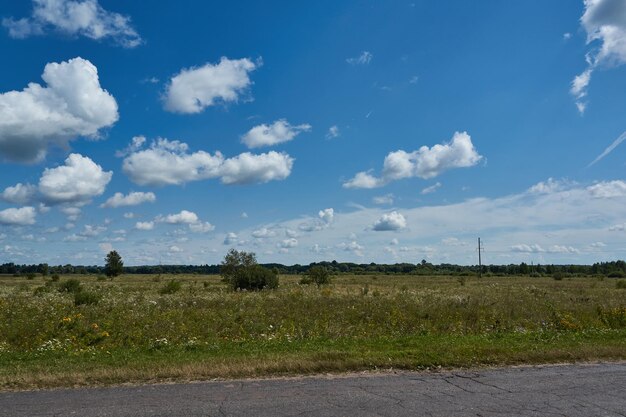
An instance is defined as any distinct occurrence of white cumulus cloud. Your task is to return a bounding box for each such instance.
[0,57,118,163]
[223,232,238,245]
[38,153,112,204]
[219,151,293,185]
[344,132,482,188]
[157,210,199,225]
[241,119,311,148]
[278,238,298,248]
[79,224,106,237]
[155,210,214,233]
[319,208,334,224]
[338,241,364,257]
[2,0,142,47]
[0,206,36,226]
[122,138,293,186]
[1,183,37,204]
[189,222,215,233]
[511,244,546,253]
[100,191,156,208]
[587,180,626,198]
[372,211,407,231]
[163,57,259,114]
[343,172,382,189]
[135,221,154,231]
[528,178,567,194]
[548,245,580,254]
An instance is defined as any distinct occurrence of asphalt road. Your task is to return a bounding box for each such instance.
[1,363,625,416]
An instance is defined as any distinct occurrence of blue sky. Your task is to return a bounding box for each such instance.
[0,0,625,266]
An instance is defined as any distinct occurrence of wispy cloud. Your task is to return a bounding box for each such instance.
[346,51,373,65]
[588,130,626,167]
[571,0,626,113]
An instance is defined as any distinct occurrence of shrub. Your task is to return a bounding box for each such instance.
[159,280,182,295]
[230,265,278,291]
[553,273,564,281]
[219,249,278,291]
[25,273,36,280]
[608,271,625,278]
[50,274,60,282]
[361,284,369,296]
[58,279,82,294]
[301,266,331,287]
[220,249,257,283]
[33,284,53,296]
[616,280,626,289]
[74,290,100,306]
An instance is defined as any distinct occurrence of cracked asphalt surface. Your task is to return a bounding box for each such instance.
[1,363,625,416]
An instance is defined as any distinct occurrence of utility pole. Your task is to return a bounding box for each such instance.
[477,237,484,278]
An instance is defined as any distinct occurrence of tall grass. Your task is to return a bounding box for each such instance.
[0,274,624,388]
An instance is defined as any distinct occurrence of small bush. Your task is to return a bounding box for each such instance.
[301,266,331,288]
[361,284,369,296]
[553,273,564,281]
[160,280,182,295]
[25,273,36,280]
[50,274,60,282]
[230,265,278,291]
[616,280,626,289]
[96,275,107,281]
[608,271,625,278]
[33,284,53,296]
[457,276,467,286]
[74,290,100,306]
[58,279,82,294]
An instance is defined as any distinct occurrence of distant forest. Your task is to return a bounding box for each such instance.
[1,260,626,278]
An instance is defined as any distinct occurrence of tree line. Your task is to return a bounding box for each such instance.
[1,259,625,278]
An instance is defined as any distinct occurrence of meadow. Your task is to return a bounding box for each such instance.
[0,273,624,390]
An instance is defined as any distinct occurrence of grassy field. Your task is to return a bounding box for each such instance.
[0,273,624,390]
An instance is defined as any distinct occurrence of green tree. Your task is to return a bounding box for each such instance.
[104,250,124,278]
[220,249,278,290]
[519,262,529,275]
[220,249,257,282]
[301,266,331,287]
